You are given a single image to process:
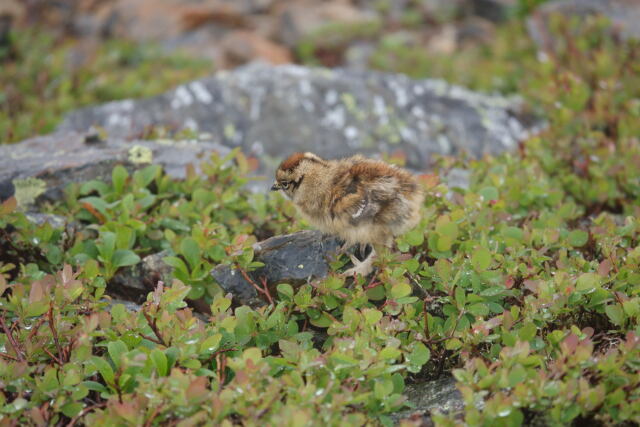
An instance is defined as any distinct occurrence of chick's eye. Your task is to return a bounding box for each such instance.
[281,181,290,189]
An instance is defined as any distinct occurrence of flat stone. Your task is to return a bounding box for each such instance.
[211,230,341,307]
[57,63,541,190]
[0,132,230,202]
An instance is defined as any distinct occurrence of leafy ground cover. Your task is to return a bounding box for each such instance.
[1,15,639,427]
[0,30,211,143]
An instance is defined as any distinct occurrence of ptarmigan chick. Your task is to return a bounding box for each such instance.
[271,152,424,276]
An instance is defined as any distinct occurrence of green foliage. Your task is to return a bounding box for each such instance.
[0,29,210,143]
[1,14,640,427]
[370,21,536,93]
[296,19,382,66]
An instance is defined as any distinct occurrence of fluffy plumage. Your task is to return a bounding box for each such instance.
[271,152,424,276]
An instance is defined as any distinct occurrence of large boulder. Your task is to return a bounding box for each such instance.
[58,63,540,186]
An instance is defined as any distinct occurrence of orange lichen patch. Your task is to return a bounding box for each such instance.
[279,152,306,171]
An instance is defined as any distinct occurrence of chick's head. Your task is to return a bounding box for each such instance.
[271,152,324,198]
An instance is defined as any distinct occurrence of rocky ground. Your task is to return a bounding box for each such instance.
[2,0,639,424]
[3,0,637,72]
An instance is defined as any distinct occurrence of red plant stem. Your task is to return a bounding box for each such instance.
[142,307,168,347]
[48,305,64,363]
[66,402,108,427]
[238,268,274,305]
[0,314,25,361]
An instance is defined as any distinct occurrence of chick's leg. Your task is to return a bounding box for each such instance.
[342,246,376,277]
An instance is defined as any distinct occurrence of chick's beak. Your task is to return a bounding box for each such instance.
[270,182,280,191]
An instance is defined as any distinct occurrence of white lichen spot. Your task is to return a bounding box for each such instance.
[399,127,415,142]
[171,85,194,110]
[325,90,338,105]
[344,126,358,139]
[120,100,135,111]
[322,106,346,129]
[128,145,153,164]
[298,264,304,269]
[184,118,198,131]
[301,99,315,112]
[107,114,123,127]
[251,140,265,156]
[189,81,213,104]
[373,96,386,117]
[411,105,425,118]
[298,79,312,96]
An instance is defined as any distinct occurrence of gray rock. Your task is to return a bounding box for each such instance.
[211,230,341,307]
[391,376,464,424]
[471,0,517,22]
[57,63,540,190]
[104,298,143,313]
[24,213,67,229]
[110,250,174,302]
[0,131,230,202]
[527,0,640,52]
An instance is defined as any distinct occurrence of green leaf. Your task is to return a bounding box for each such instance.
[576,272,601,293]
[379,346,401,360]
[503,226,524,242]
[27,301,49,317]
[605,304,624,326]
[407,342,430,367]
[112,165,129,194]
[277,283,294,300]
[115,227,135,250]
[180,237,201,271]
[80,196,110,217]
[363,308,383,325]
[111,250,141,268]
[61,402,83,418]
[467,303,489,317]
[508,365,527,387]
[405,229,424,246]
[134,164,160,188]
[436,234,454,252]
[374,378,394,399]
[568,230,589,247]
[97,231,116,261]
[199,334,222,353]
[445,338,462,350]
[390,282,412,299]
[479,186,499,202]
[151,349,168,376]
[80,180,109,196]
[518,322,537,341]
[82,381,109,394]
[108,340,128,368]
[90,356,115,385]
[163,256,188,275]
[471,247,492,271]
